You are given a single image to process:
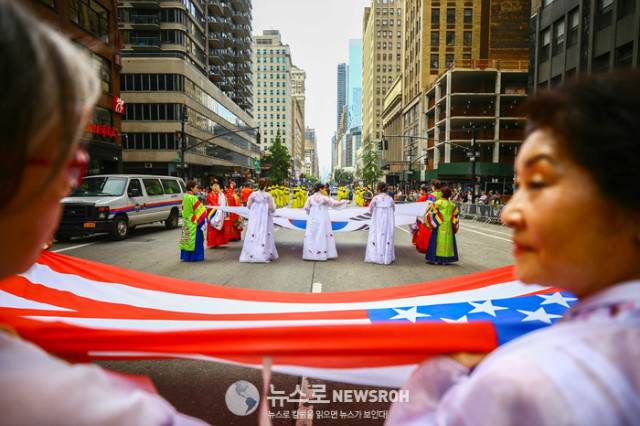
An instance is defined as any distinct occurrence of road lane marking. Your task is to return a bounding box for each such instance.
[312,282,323,293]
[459,227,512,242]
[396,226,411,234]
[52,242,98,253]
[463,223,512,237]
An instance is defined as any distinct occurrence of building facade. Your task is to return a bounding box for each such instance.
[291,66,306,177]
[337,62,348,131]
[380,77,406,185]
[395,0,529,188]
[347,39,363,130]
[253,30,293,154]
[118,0,257,183]
[25,0,123,176]
[532,0,639,89]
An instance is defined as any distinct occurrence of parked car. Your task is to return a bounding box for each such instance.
[55,175,185,241]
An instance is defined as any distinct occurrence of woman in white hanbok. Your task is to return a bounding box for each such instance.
[302,183,349,261]
[365,182,395,265]
[239,179,278,263]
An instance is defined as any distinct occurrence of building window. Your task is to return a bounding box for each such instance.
[445,54,454,68]
[593,52,610,72]
[567,8,579,47]
[595,0,613,31]
[446,31,455,46]
[430,54,439,69]
[553,19,564,55]
[543,0,554,6]
[615,42,634,68]
[463,31,472,46]
[431,31,440,46]
[540,27,551,62]
[446,8,455,24]
[69,0,110,43]
[618,0,636,18]
[431,8,440,24]
[464,8,472,23]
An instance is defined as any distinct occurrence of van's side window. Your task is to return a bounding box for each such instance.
[143,179,164,196]
[127,179,142,197]
[161,179,181,194]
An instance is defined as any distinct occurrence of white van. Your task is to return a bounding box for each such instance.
[56,175,186,241]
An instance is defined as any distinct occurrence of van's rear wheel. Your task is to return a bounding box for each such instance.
[165,208,179,229]
[111,215,129,240]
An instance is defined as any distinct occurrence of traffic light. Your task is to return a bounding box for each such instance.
[175,131,183,148]
[424,155,429,165]
[181,102,188,122]
[377,140,383,150]
[256,132,261,146]
[383,139,388,150]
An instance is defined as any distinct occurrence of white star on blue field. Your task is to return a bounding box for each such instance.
[367,292,578,344]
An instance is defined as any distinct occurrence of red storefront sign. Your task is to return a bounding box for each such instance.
[113,96,125,114]
[85,121,118,139]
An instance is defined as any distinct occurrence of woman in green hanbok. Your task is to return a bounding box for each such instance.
[424,186,460,264]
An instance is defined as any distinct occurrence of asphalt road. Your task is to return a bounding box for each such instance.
[50,209,514,425]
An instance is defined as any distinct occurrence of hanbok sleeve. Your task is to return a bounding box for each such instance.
[268,193,276,213]
[324,196,348,210]
[303,198,311,214]
[247,192,254,210]
[368,195,377,213]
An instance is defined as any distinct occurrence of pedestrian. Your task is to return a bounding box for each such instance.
[424,186,460,265]
[240,181,252,206]
[223,183,242,241]
[362,186,373,207]
[179,180,206,262]
[365,182,396,265]
[387,71,640,426]
[239,179,278,263]
[302,182,349,261]
[0,1,210,423]
[413,185,432,253]
[206,180,229,248]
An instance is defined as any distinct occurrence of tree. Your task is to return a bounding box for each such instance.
[305,174,319,184]
[358,139,384,188]
[262,130,290,185]
[333,169,354,186]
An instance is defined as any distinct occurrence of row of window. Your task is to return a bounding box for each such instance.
[121,73,250,129]
[375,19,402,26]
[539,8,579,62]
[430,31,473,47]
[255,57,287,65]
[255,90,287,95]
[255,65,286,71]
[375,7,402,15]
[256,74,288,80]
[430,8,473,25]
[260,122,286,130]
[255,49,286,55]
[255,81,286,88]
[255,98,288,103]
[377,30,402,38]
[256,114,287,120]
[377,42,402,50]
[255,105,286,112]
[429,53,473,69]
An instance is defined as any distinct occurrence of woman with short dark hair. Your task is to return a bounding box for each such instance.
[387,71,640,425]
[179,180,206,262]
[424,186,460,265]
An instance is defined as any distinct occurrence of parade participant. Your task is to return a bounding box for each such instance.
[206,181,228,248]
[412,185,429,250]
[424,186,459,265]
[180,180,207,262]
[302,182,349,261]
[0,2,210,423]
[362,186,373,207]
[365,182,396,265]
[240,182,252,206]
[291,186,299,208]
[223,184,242,241]
[239,179,278,263]
[387,71,640,426]
[355,187,363,206]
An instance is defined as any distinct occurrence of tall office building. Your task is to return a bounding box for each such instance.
[291,66,306,178]
[336,63,348,131]
[348,39,363,129]
[118,0,258,181]
[304,127,318,178]
[24,0,123,175]
[362,0,405,144]
[253,30,293,154]
[531,0,639,89]
[397,0,529,184]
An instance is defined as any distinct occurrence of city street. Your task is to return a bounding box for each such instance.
[50,209,514,425]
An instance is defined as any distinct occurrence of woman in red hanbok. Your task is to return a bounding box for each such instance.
[224,184,242,241]
[412,185,429,246]
[206,181,229,248]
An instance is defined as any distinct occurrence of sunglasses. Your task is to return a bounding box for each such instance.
[26,148,89,188]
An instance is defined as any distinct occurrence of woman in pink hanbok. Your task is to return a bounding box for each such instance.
[365,182,395,265]
[302,182,349,261]
[239,179,278,263]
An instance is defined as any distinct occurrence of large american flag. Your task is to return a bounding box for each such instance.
[0,251,576,387]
